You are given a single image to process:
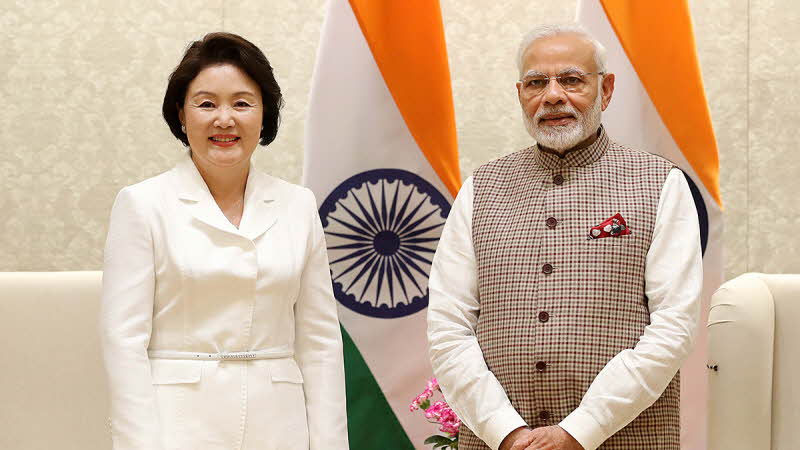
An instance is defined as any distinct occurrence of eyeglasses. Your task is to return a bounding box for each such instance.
[518,71,604,96]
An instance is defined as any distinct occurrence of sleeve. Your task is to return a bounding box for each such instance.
[98,187,163,450]
[293,188,349,450]
[559,168,703,449]
[427,177,528,450]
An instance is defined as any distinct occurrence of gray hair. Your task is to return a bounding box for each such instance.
[517,24,607,76]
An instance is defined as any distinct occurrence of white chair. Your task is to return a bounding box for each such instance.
[0,271,110,450]
[707,273,800,450]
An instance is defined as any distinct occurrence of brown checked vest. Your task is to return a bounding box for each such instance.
[458,129,680,450]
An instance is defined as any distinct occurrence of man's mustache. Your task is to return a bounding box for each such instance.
[533,105,579,123]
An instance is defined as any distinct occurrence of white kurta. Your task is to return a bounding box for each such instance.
[427,169,702,450]
[100,152,348,450]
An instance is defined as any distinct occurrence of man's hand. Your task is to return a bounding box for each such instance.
[498,426,535,450]
[523,425,584,450]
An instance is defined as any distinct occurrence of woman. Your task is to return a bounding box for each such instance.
[99,32,348,450]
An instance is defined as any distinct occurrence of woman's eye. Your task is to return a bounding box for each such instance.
[198,101,215,108]
[235,101,253,108]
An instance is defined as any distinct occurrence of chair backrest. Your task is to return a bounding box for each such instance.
[707,273,800,450]
[0,271,110,450]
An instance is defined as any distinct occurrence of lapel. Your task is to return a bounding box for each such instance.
[238,169,279,241]
[173,152,278,241]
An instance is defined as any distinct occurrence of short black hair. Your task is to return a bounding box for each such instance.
[162,32,283,146]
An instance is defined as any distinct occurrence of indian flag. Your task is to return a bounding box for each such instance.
[303,0,460,448]
[577,1,723,449]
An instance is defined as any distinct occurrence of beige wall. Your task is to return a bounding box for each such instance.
[1,1,794,281]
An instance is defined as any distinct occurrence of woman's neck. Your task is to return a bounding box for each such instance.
[191,153,249,206]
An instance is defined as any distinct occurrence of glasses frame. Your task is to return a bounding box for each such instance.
[518,71,606,96]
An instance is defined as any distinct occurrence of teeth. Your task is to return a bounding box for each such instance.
[211,137,238,142]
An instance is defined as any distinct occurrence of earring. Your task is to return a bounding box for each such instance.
[181,124,186,133]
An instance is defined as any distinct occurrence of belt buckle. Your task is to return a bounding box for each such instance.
[220,351,258,360]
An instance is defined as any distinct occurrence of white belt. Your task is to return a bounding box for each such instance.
[148,348,293,361]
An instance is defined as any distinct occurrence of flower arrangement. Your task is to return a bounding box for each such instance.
[410,378,461,449]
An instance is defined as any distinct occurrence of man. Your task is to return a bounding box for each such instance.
[427,24,702,450]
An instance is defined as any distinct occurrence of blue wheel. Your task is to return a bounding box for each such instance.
[318,169,451,318]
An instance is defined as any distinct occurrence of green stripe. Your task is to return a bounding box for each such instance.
[342,325,414,450]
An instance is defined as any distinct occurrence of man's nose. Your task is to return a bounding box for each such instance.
[541,78,567,105]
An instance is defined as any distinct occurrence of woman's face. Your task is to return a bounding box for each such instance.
[179,64,264,171]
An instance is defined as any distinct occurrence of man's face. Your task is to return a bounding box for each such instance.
[517,33,615,151]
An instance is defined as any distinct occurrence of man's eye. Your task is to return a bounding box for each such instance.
[528,78,548,88]
[561,76,582,86]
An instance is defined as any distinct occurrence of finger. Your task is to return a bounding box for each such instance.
[509,439,527,450]
[510,433,536,450]
[523,443,551,450]
[526,432,555,450]
[511,439,534,450]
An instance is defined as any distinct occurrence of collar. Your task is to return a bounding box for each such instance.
[172,151,278,240]
[531,126,609,170]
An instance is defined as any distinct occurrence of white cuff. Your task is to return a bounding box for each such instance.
[559,408,607,450]
[480,406,528,450]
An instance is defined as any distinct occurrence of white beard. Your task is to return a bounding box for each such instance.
[523,88,604,152]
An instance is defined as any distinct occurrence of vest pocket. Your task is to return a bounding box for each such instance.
[269,358,304,384]
[150,359,202,385]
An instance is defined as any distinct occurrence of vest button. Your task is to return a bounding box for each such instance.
[535,361,547,371]
[553,174,564,185]
[539,410,551,420]
[546,217,557,229]
[538,311,550,323]
[542,263,553,274]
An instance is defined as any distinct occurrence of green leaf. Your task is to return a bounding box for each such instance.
[424,435,452,446]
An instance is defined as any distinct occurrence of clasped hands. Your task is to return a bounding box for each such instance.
[499,425,584,450]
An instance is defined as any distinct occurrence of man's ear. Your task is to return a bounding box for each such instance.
[600,73,615,111]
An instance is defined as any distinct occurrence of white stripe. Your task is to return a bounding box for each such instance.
[304,0,450,447]
[577,3,722,449]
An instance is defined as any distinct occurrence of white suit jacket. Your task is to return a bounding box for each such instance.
[100,153,348,450]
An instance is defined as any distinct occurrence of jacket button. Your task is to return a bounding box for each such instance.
[535,361,547,371]
[553,174,564,185]
[539,410,551,420]
[538,311,550,323]
[546,217,557,229]
[542,263,553,274]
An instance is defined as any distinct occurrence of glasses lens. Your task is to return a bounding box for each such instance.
[521,76,549,95]
[557,74,587,92]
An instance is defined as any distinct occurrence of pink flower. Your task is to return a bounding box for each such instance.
[410,378,461,442]
[424,400,446,420]
[437,407,461,436]
[409,388,434,412]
